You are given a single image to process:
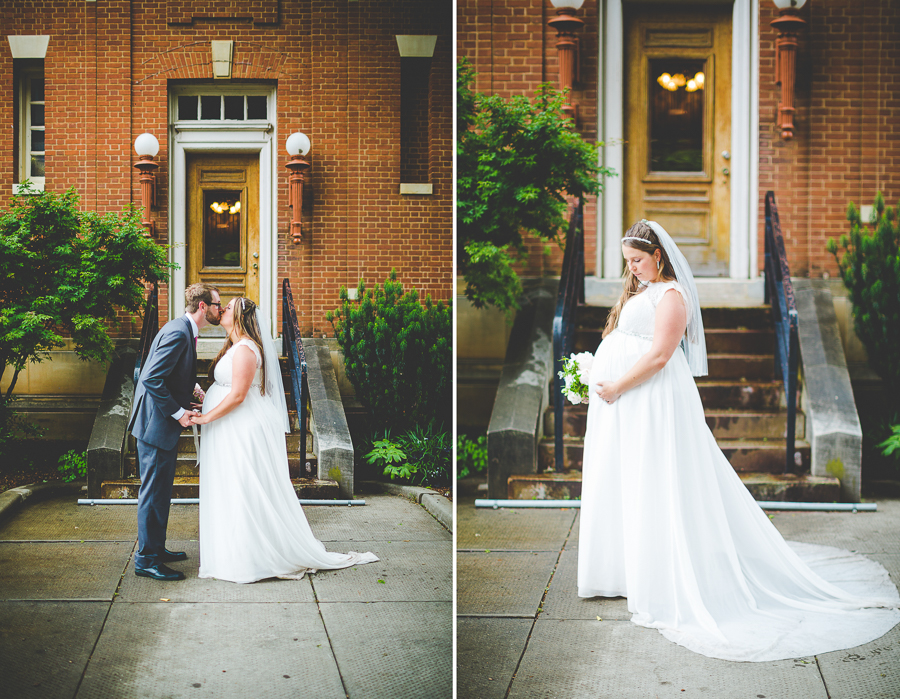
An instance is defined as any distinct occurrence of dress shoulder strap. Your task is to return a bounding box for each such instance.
[233,338,262,365]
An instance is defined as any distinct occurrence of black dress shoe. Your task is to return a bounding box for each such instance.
[158,548,188,562]
[135,563,186,581]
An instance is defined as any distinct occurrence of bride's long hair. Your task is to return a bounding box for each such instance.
[602,221,678,338]
[208,298,269,395]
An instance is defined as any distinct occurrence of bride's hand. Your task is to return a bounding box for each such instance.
[595,381,621,405]
[190,412,211,425]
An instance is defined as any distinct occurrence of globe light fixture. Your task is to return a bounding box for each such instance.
[771,0,808,140]
[547,0,586,121]
[285,132,311,243]
[133,133,160,234]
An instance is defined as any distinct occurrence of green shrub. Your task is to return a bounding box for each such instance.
[326,270,451,434]
[57,449,87,482]
[827,192,900,410]
[457,433,488,479]
[364,423,451,488]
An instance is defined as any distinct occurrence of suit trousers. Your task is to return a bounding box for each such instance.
[134,437,178,569]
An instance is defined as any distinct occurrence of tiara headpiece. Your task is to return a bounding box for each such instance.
[622,236,649,243]
[240,298,246,311]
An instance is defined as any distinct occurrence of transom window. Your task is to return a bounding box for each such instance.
[177,94,268,122]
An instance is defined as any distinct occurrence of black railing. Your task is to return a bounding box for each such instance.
[551,199,585,472]
[134,282,159,386]
[764,191,799,475]
[281,279,309,472]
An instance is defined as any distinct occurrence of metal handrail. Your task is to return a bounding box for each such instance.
[551,199,585,472]
[282,279,309,471]
[133,282,159,386]
[763,191,799,474]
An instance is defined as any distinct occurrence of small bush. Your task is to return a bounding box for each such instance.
[326,270,451,434]
[457,433,488,479]
[827,192,900,411]
[57,449,87,482]
[364,423,451,488]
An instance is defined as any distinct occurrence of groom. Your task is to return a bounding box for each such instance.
[128,283,221,581]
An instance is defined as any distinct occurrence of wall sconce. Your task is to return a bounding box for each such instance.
[133,133,159,235]
[547,0,585,121]
[771,0,807,140]
[285,132,311,244]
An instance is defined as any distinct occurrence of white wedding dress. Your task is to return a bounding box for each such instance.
[198,338,378,583]
[577,280,900,661]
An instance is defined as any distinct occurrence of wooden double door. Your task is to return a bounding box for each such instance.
[186,153,260,324]
[625,6,732,276]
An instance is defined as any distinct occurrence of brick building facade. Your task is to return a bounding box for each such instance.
[459,0,900,287]
[3,0,452,343]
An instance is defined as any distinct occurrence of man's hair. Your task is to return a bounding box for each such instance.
[185,283,218,312]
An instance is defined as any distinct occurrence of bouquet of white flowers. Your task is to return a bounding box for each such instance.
[558,352,594,405]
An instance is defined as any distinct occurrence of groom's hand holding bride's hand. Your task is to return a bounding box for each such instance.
[177,411,198,427]
[595,381,621,405]
[189,412,210,425]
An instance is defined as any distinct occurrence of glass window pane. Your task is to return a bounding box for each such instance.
[200,95,221,120]
[649,58,706,173]
[223,95,244,120]
[178,95,198,121]
[30,104,44,127]
[31,154,45,178]
[247,95,267,120]
[30,78,44,102]
[31,130,45,152]
[204,190,242,267]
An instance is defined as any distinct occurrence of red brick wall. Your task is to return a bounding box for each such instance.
[3,0,452,338]
[759,0,899,278]
[461,0,900,282]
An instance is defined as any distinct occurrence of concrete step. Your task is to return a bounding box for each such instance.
[538,437,810,474]
[506,471,838,502]
[576,305,772,331]
[575,327,775,356]
[694,381,786,410]
[124,454,318,479]
[545,405,804,441]
[100,477,340,500]
[172,430,312,454]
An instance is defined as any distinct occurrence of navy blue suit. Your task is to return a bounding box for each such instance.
[128,315,196,569]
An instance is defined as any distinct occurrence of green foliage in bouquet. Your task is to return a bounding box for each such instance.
[326,270,451,434]
[827,192,900,410]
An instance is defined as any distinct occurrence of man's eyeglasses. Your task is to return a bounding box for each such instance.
[207,302,222,309]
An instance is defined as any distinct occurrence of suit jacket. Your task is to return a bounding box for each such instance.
[128,315,197,451]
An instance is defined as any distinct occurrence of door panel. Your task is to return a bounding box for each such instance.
[187,154,260,325]
[625,7,732,276]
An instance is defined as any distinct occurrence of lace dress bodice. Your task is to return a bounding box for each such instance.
[615,281,686,340]
[213,338,262,387]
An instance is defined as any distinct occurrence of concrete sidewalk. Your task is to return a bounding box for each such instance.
[0,485,451,699]
[457,479,900,699]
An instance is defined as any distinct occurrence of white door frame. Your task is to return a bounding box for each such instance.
[592,0,763,305]
[167,89,280,334]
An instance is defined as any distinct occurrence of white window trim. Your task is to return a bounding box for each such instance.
[168,86,279,334]
[15,65,45,193]
[594,0,762,301]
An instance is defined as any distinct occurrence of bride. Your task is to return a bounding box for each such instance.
[577,219,900,661]
[190,297,378,583]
